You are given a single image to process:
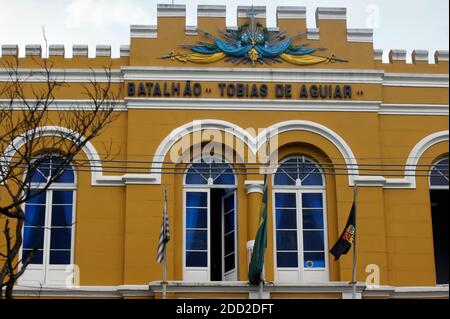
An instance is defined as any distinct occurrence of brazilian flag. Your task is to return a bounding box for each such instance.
[248,174,269,285]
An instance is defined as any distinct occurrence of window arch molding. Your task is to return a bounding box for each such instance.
[183,156,237,188]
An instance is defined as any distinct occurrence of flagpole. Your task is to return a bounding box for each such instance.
[351,184,358,299]
[162,185,168,300]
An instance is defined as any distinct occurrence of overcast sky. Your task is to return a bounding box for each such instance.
[0,0,448,62]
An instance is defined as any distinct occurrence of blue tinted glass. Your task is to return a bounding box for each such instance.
[186,230,207,250]
[430,174,449,186]
[186,251,207,267]
[276,230,298,250]
[224,233,235,255]
[22,249,43,264]
[23,227,44,249]
[302,193,323,208]
[25,205,46,227]
[274,172,296,186]
[186,208,207,228]
[50,228,72,249]
[275,209,297,229]
[49,250,71,265]
[225,254,235,272]
[224,211,235,234]
[303,231,324,251]
[302,210,324,229]
[30,159,50,183]
[29,168,47,183]
[301,171,324,186]
[51,205,73,227]
[277,252,298,268]
[214,168,235,185]
[54,168,75,183]
[186,192,207,207]
[224,194,234,213]
[52,191,73,205]
[186,163,208,185]
[304,252,325,268]
[275,193,296,208]
[26,191,46,204]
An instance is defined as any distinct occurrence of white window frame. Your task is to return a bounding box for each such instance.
[18,155,77,288]
[272,156,330,283]
[183,158,238,282]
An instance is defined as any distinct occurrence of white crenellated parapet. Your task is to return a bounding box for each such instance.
[237,6,266,18]
[1,45,19,56]
[412,50,429,62]
[72,45,89,57]
[185,25,198,36]
[49,45,65,56]
[307,28,320,40]
[198,5,226,18]
[25,45,42,57]
[130,25,157,39]
[96,45,111,57]
[374,49,383,61]
[120,45,130,57]
[389,49,407,62]
[347,29,373,43]
[435,50,449,63]
[157,3,186,17]
[316,7,347,20]
[277,6,306,20]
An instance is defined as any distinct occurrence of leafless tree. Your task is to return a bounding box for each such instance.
[0,53,121,299]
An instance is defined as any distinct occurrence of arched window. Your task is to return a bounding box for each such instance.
[183,158,237,282]
[20,154,76,286]
[272,156,328,283]
[429,157,449,189]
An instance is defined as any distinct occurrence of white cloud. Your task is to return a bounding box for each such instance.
[65,0,151,30]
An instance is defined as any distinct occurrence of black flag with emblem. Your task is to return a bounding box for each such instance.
[330,203,355,260]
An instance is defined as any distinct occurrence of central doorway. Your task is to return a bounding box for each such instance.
[183,159,238,282]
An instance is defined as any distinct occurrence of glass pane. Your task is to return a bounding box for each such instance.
[224,233,235,256]
[51,157,75,183]
[51,205,73,227]
[302,210,324,229]
[52,191,73,205]
[224,194,234,213]
[301,171,324,186]
[214,168,235,185]
[186,163,209,185]
[275,193,296,208]
[26,191,46,205]
[275,209,297,229]
[25,205,46,227]
[302,193,323,208]
[23,227,44,249]
[225,254,235,272]
[277,252,298,268]
[186,208,207,229]
[224,211,235,234]
[303,230,325,251]
[29,159,50,183]
[22,249,43,265]
[50,228,72,249]
[186,251,207,267]
[430,159,449,186]
[304,252,326,268]
[276,230,298,250]
[186,230,207,250]
[274,172,296,186]
[186,192,207,207]
[50,250,71,265]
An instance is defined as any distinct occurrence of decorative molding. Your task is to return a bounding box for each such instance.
[0,99,127,111]
[96,45,111,57]
[0,68,123,83]
[237,6,266,18]
[25,45,42,57]
[374,49,383,61]
[120,45,130,57]
[13,285,152,298]
[412,50,429,62]
[435,50,449,63]
[383,72,449,88]
[244,180,265,194]
[316,7,347,20]
[185,25,198,36]
[347,29,373,43]
[130,25,157,39]
[389,49,407,62]
[72,45,89,57]
[197,5,226,18]
[379,104,449,116]
[363,285,449,299]
[277,6,306,20]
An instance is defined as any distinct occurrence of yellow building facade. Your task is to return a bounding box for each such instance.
[0,5,448,299]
